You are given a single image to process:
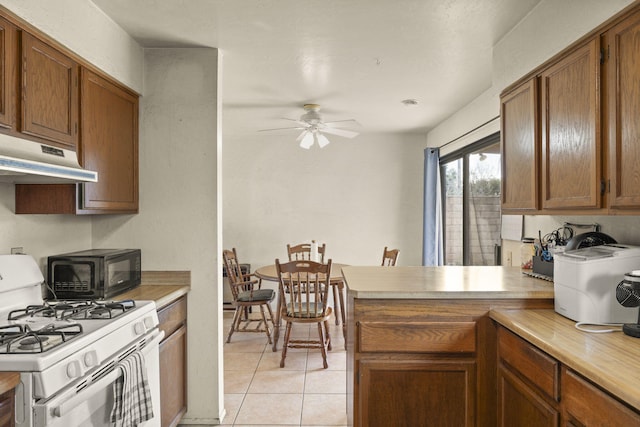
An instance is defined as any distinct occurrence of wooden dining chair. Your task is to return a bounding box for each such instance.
[275,259,333,368]
[382,247,400,266]
[287,241,342,327]
[223,248,275,344]
[287,242,326,263]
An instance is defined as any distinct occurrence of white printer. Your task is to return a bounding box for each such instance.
[553,244,640,323]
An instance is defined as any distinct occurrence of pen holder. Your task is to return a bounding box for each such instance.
[532,256,554,278]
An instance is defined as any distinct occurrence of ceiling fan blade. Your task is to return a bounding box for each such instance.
[320,127,359,139]
[257,126,304,132]
[324,119,360,127]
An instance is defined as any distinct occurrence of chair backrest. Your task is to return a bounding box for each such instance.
[222,248,253,300]
[381,247,399,266]
[287,242,326,263]
[276,259,332,318]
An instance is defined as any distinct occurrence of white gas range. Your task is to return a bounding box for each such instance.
[0,255,163,427]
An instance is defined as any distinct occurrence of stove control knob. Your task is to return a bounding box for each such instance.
[134,321,146,335]
[66,360,82,379]
[84,350,98,368]
[143,316,154,329]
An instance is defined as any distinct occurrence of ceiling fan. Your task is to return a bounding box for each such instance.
[258,104,360,149]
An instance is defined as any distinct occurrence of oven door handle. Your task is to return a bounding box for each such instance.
[53,328,164,418]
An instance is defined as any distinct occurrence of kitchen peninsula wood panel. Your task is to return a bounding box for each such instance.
[342,266,554,427]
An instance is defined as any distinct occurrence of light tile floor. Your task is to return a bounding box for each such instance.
[222,310,348,426]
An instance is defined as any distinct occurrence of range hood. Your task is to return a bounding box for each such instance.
[0,133,98,184]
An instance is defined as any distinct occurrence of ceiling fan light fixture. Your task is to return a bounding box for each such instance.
[299,131,314,149]
[317,133,330,148]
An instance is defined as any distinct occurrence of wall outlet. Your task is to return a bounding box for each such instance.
[10,247,23,254]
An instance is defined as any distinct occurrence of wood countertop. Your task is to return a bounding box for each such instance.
[0,372,19,395]
[342,266,554,299]
[491,308,640,411]
[119,271,190,309]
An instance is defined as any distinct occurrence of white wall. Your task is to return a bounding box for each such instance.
[223,131,425,269]
[92,48,223,423]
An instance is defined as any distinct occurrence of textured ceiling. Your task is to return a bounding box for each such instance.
[91,0,541,138]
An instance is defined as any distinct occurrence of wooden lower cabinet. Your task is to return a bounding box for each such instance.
[497,325,640,427]
[359,359,476,426]
[497,327,560,427]
[158,296,188,427]
[347,298,553,427]
[0,389,14,427]
[561,368,640,427]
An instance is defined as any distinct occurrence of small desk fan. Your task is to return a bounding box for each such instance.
[616,271,640,337]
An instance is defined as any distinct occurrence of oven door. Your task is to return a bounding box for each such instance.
[32,329,163,427]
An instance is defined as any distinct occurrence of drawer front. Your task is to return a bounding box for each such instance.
[158,296,187,339]
[562,367,640,426]
[498,327,559,401]
[358,321,476,353]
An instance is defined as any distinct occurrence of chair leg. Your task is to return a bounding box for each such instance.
[226,307,242,343]
[324,319,332,351]
[259,304,273,344]
[280,321,292,368]
[337,283,347,346]
[318,323,328,369]
[332,284,340,325]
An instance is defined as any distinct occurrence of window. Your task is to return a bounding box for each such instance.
[440,133,501,266]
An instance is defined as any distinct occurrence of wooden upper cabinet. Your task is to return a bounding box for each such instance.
[540,38,601,210]
[0,16,15,129]
[604,9,640,209]
[78,68,138,213]
[21,31,78,150]
[501,78,539,211]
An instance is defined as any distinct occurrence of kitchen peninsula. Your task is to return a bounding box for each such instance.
[342,266,555,427]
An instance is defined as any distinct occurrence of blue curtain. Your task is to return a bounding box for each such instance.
[423,148,444,266]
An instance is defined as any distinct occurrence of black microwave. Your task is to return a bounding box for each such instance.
[47,249,141,300]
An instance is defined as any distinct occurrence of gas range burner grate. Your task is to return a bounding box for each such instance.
[8,299,137,321]
[0,322,83,354]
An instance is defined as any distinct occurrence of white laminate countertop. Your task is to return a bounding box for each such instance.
[341,266,554,299]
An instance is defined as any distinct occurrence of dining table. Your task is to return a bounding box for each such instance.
[255,262,349,352]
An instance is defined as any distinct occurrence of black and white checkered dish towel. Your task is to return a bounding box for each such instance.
[110,351,154,427]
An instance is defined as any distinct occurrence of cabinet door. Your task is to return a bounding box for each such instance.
[160,325,187,427]
[0,16,15,129]
[78,68,138,213]
[540,38,601,209]
[0,390,15,427]
[501,78,539,211]
[561,368,640,426]
[358,359,476,427]
[21,32,78,149]
[605,10,640,209]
